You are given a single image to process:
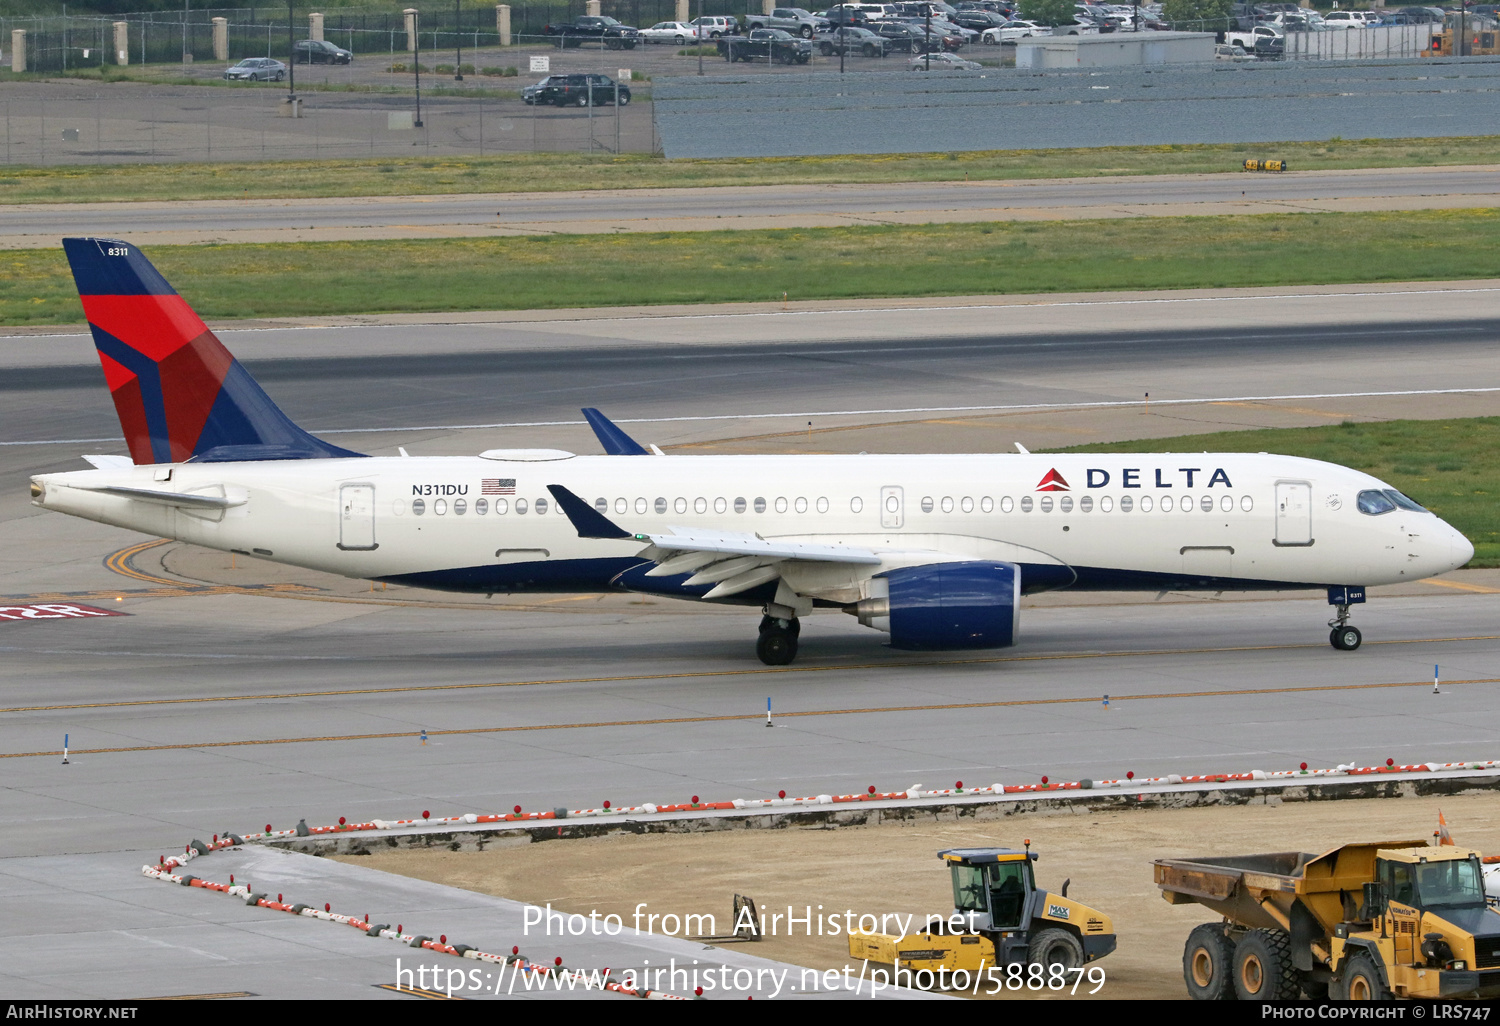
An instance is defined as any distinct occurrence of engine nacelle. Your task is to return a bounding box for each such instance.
[854,561,1020,651]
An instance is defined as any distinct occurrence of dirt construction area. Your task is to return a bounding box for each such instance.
[339,789,1500,999]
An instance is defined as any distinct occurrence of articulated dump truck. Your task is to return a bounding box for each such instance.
[1155,840,1500,1000]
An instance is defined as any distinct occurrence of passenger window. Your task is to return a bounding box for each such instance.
[980,497,993,513]
[1001,496,1014,513]
[535,497,549,515]
[1201,495,1213,512]
[454,498,467,515]
[516,498,528,515]
[961,497,973,513]
[921,496,934,513]
[734,497,747,514]
[940,496,953,513]
[412,498,426,516]
[851,496,864,513]
[1220,495,1233,513]
[495,498,508,514]
[776,497,788,513]
[1079,496,1093,513]
[394,499,406,516]
[714,497,727,513]
[794,497,808,513]
[1020,496,1033,513]
[435,498,448,516]
[816,497,829,513]
[615,498,628,514]
[655,497,668,514]
[1039,496,1053,513]
[754,497,766,513]
[1101,496,1112,512]
[635,497,648,514]
[1059,496,1073,513]
[1121,495,1134,512]
[695,497,707,514]
[675,497,687,514]
[595,497,607,513]
[476,498,489,515]
[1161,495,1173,512]
[1241,495,1253,512]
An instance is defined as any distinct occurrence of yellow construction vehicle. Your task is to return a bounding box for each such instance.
[848,845,1116,974]
[1156,841,1500,1000]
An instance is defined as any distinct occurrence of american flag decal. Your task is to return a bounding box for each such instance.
[482,478,516,495]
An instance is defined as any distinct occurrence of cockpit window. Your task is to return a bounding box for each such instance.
[1357,489,1396,515]
[1385,489,1427,513]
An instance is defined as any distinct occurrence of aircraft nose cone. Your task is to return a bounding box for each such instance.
[1452,526,1475,569]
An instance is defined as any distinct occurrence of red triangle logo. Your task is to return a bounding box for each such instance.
[1036,468,1070,492]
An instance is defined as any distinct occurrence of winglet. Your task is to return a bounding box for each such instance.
[582,408,650,456]
[547,484,632,540]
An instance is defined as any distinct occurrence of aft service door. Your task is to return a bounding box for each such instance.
[880,486,904,529]
[1274,481,1312,547]
[338,483,378,551]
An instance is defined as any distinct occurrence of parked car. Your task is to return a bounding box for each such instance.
[542,16,641,48]
[876,21,951,50]
[1321,10,1372,27]
[818,25,890,54]
[691,15,740,37]
[909,50,982,68]
[294,39,352,64]
[538,73,632,106]
[744,8,830,37]
[640,21,702,43]
[223,57,286,81]
[1224,22,1285,53]
[949,8,1007,30]
[723,27,815,61]
[1214,42,1256,60]
[521,74,564,103]
[980,18,1043,42]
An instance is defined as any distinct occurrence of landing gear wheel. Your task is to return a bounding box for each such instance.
[1331,625,1362,651]
[1027,927,1084,973]
[1233,929,1300,1000]
[1183,922,1236,1000]
[1338,953,1390,1000]
[756,627,797,665]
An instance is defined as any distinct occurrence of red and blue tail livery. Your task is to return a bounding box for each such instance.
[62,237,362,465]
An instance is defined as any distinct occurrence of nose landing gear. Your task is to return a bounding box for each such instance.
[1326,584,1367,651]
[756,613,800,665]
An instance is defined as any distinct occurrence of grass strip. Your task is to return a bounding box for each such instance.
[6,207,1500,327]
[1055,418,1500,568]
[2,135,1499,204]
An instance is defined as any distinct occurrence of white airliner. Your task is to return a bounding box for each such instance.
[29,238,1474,664]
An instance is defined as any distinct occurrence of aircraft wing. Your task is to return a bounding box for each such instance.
[548,484,883,599]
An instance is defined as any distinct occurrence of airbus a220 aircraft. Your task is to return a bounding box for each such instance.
[29,238,1474,664]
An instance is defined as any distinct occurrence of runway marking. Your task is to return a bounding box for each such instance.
[4,636,1499,715]
[1424,578,1500,595]
[9,385,1500,447]
[4,676,1498,759]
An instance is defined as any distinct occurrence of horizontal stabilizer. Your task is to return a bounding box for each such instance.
[78,484,246,509]
[82,454,134,470]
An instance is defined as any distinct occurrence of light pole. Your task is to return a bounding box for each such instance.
[413,10,424,127]
[287,0,296,102]
[925,7,931,71]
[454,0,463,79]
[697,0,704,75]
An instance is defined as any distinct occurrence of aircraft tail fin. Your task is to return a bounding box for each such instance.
[62,237,364,465]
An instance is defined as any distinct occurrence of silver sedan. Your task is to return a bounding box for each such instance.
[223,57,287,81]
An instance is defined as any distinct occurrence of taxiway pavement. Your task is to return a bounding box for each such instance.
[1,166,1497,248]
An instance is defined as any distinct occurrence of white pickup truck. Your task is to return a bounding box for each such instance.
[1223,23,1285,54]
[745,7,830,37]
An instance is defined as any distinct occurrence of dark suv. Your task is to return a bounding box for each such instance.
[294,39,353,64]
[540,73,632,107]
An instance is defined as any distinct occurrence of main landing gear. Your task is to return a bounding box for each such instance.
[757,613,800,666]
[1328,604,1362,651]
